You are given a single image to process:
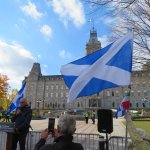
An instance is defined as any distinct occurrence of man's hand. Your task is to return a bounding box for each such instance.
[41,129,49,140]
[53,128,62,139]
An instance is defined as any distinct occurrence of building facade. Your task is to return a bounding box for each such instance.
[24,29,150,110]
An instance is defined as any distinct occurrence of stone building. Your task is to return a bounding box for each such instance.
[24,28,150,110]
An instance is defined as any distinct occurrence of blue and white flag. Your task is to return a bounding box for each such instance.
[7,82,26,114]
[61,32,133,103]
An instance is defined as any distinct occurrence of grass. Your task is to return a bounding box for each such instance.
[133,121,150,135]
[122,120,150,136]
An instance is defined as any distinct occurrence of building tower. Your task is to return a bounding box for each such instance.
[86,27,101,55]
[85,28,103,108]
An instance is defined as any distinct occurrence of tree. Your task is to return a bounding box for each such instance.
[0,73,9,99]
[85,0,150,70]
[0,74,9,110]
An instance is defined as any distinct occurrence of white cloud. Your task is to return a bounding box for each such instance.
[51,0,86,27]
[43,64,48,68]
[59,49,72,58]
[37,54,41,58]
[0,40,35,87]
[40,24,52,39]
[21,1,43,19]
[98,35,110,48]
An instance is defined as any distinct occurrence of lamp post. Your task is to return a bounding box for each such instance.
[36,100,41,118]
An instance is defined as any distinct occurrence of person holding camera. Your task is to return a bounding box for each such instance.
[34,114,84,150]
[11,98,32,150]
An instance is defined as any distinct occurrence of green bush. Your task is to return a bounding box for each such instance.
[132,116,150,121]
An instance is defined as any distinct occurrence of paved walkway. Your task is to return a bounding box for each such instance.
[31,117,127,137]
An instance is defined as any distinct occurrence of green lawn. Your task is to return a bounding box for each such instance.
[133,121,150,136]
[123,121,150,136]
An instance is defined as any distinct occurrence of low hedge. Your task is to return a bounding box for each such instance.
[132,116,150,121]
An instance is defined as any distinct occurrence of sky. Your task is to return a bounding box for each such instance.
[0,0,114,89]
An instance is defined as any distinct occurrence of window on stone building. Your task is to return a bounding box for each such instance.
[55,102,57,107]
[142,73,145,77]
[124,91,128,94]
[77,102,80,107]
[51,93,53,97]
[63,103,65,108]
[115,91,119,97]
[45,103,47,107]
[131,91,134,96]
[46,85,49,90]
[51,85,54,90]
[107,91,110,96]
[56,85,58,89]
[56,93,58,97]
[45,93,48,98]
[144,90,147,97]
[61,93,63,97]
[112,101,115,107]
[66,92,68,97]
[61,85,63,89]
[137,91,141,96]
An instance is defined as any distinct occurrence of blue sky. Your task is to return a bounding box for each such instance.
[0,0,114,89]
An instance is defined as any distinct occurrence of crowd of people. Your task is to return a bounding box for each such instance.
[0,111,11,122]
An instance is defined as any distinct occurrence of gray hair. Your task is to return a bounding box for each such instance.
[58,114,76,135]
[20,98,27,103]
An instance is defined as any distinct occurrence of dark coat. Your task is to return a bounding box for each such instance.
[34,135,84,150]
[11,105,32,133]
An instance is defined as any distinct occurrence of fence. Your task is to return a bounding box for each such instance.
[0,131,129,150]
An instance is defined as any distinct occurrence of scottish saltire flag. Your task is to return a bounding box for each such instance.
[7,82,26,114]
[61,32,133,103]
[115,93,130,118]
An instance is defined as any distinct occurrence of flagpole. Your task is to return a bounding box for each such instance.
[125,86,131,150]
[125,28,134,150]
[125,111,128,150]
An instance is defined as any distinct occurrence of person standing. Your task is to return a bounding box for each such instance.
[5,113,10,122]
[11,98,32,150]
[91,110,96,124]
[0,112,2,121]
[34,114,84,150]
[84,111,89,124]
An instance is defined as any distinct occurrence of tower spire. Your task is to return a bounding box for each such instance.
[86,25,101,55]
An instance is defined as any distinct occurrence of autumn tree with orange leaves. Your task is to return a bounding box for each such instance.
[0,73,9,100]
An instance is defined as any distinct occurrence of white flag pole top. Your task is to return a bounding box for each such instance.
[61,32,133,103]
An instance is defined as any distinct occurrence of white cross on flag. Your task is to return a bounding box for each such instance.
[61,32,133,103]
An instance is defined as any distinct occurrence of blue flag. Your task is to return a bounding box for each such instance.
[7,82,26,114]
[61,32,133,103]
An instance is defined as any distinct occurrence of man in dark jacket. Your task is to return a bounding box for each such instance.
[11,98,32,150]
[34,114,84,150]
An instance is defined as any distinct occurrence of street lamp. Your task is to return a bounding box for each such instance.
[36,100,42,118]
